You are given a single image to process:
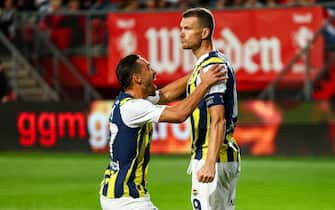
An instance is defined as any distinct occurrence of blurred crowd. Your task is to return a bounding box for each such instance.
[0,0,333,13]
[0,0,332,39]
[0,0,333,103]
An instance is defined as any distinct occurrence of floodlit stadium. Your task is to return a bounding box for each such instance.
[0,0,335,210]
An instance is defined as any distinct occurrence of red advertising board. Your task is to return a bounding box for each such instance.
[107,7,323,90]
[7,100,335,156]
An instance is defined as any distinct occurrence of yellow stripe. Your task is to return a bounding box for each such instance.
[189,66,201,91]
[201,110,211,160]
[200,57,225,68]
[189,65,201,160]
[122,127,143,197]
[231,136,238,161]
[141,124,151,196]
[105,170,119,198]
[233,151,238,161]
[120,97,131,106]
[219,145,228,162]
[191,108,200,159]
[134,123,150,197]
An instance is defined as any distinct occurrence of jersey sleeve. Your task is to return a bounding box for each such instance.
[120,99,166,128]
[197,64,227,108]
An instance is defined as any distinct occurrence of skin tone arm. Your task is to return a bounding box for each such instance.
[158,65,226,123]
[157,73,191,104]
[197,105,226,183]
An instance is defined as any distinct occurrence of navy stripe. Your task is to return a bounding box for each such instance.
[102,182,109,196]
[195,130,206,159]
[187,82,191,96]
[196,100,208,160]
[227,147,234,162]
[209,51,219,57]
[222,66,236,134]
[127,126,146,198]
[142,144,150,193]
[194,102,205,159]
[190,114,196,151]
[200,52,219,65]
[114,163,132,198]
[128,182,139,198]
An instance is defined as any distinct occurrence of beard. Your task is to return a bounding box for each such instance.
[181,42,192,49]
[145,83,157,97]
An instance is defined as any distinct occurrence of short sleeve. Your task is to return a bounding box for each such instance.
[201,64,227,95]
[120,99,166,128]
[196,64,227,108]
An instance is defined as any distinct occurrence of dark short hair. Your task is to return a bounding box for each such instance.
[182,7,214,39]
[116,54,141,90]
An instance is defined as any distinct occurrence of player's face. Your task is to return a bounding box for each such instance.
[180,17,203,50]
[137,58,157,96]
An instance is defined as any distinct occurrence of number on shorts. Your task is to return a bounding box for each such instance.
[193,198,201,210]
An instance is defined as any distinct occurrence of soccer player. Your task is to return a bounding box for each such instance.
[99,54,227,210]
[180,8,241,210]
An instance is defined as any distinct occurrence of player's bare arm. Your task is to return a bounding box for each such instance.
[197,105,226,183]
[159,65,226,123]
[157,63,227,104]
[157,73,191,104]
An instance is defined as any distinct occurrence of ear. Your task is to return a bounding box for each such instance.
[133,73,142,84]
[201,28,210,40]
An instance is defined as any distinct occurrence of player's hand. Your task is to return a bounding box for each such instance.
[199,64,228,87]
[197,163,215,183]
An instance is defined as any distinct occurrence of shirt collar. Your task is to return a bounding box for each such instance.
[194,48,217,66]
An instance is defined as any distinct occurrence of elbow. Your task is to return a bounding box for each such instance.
[212,117,226,128]
[159,90,170,104]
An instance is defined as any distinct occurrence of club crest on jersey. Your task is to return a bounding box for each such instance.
[192,189,199,196]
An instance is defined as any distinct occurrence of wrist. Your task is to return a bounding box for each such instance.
[205,158,216,166]
[200,80,211,89]
[146,90,160,104]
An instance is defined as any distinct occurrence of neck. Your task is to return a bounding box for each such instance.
[124,86,145,99]
[193,40,213,59]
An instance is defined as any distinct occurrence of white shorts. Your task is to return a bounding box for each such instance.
[100,194,158,210]
[190,159,240,210]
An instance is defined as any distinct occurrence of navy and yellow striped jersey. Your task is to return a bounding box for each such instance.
[99,92,164,199]
[186,50,240,163]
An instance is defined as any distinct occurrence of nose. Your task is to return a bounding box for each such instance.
[180,31,184,38]
[152,70,157,80]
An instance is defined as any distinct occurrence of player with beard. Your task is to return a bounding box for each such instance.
[99,54,227,210]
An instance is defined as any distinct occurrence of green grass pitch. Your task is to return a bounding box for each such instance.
[0,153,334,210]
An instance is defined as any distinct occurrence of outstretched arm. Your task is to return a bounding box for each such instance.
[158,65,226,123]
[157,73,191,104]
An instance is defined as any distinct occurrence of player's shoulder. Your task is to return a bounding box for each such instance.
[120,98,153,120]
[122,98,152,109]
[200,51,227,68]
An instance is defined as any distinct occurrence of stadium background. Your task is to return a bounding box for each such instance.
[0,0,335,209]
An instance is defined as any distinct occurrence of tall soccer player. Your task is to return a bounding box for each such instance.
[99,54,227,210]
[180,8,241,210]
